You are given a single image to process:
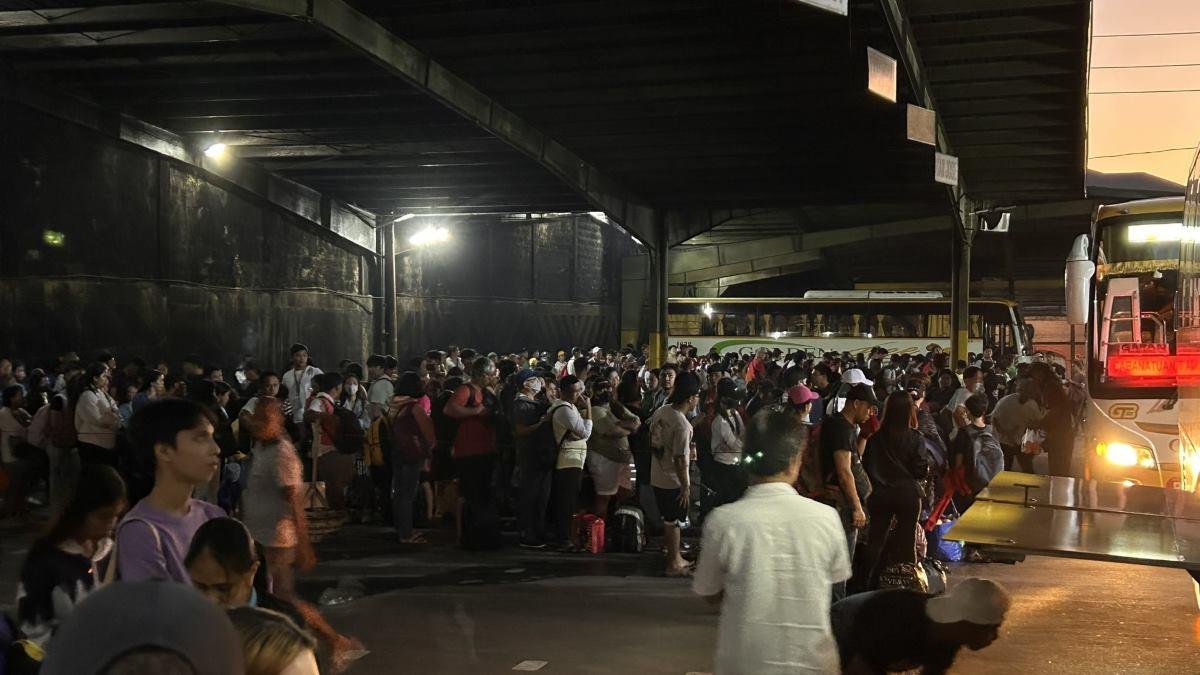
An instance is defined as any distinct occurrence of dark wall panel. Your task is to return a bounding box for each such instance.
[575,216,603,302]
[0,102,369,369]
[0,103,158,279]
[392,215,644,357]
[397,297,618,357]
[489,222,533,298]
[533,220,574,302]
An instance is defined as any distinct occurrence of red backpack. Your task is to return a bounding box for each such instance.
[393,402,431,462]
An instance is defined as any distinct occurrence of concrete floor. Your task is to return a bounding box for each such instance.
[3,520,1197,674]
[299,526,1200,675]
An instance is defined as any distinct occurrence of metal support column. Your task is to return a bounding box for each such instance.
[650,218,669,368]
[950,215,975,369]
[372,220,387,353]
[383,220,398,358]
[620,255,649,351]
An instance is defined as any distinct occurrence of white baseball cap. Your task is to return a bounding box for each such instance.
[926,578,1011,626]
[842,368,874,387]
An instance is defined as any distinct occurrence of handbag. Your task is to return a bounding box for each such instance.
[877,561,930,593]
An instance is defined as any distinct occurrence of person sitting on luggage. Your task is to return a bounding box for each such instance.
[831,578,1010,674]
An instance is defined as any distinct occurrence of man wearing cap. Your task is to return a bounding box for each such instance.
[819,383,877,600]
[836,368,875,413]
[510,370,555,548]
[281,344,322,441]
[832,578,1010,674]
[40,580,245,675]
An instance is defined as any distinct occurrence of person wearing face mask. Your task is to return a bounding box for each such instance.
[945,366,984,418]
[547,375,593,549]
[339,373,369,430]
[510,370,555,548]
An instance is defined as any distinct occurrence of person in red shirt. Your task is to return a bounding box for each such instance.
[444,357,501,547]
[745,348,769,383]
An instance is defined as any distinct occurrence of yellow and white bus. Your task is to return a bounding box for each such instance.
[667,291,1028,359]
[1066,193,1200,492]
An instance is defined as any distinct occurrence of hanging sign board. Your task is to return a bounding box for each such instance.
[795,0,848,15]
[935,152,959,186]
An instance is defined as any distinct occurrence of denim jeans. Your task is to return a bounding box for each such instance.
[518,455,554,544]
[391,460,423,540]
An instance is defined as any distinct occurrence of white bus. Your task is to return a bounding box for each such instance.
[1065,195,1200,491]
[667,291,1028,359]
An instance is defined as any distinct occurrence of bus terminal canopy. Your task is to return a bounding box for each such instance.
[0,0,1089,276]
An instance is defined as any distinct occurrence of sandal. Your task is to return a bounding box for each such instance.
[665,566,694,578]
[399,533,428,544]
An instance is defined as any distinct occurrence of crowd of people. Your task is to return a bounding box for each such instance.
[0,340,1075,673]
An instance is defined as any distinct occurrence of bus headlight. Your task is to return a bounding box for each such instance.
[1097,442,1156,469]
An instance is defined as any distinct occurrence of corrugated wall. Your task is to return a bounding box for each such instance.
[394,215,643,356]
[0,102,372,371]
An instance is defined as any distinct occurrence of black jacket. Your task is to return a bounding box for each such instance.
[864,429,929,491]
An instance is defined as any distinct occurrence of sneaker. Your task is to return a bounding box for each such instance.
[519,540,548,550]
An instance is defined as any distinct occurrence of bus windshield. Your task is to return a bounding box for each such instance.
[1094,215,1183,390]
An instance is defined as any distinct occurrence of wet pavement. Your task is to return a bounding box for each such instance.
[4,517,1198,673]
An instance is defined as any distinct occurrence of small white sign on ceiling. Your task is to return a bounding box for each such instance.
[795,0,849,16]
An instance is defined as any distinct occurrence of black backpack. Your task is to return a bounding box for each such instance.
[609,506,646,553]
[332,405,366,454]
[964,426,1004,493]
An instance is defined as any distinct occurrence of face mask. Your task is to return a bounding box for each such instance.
[525,378,543,395]
[348,384,359,396]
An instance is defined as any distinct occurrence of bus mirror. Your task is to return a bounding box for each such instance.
[1066,234,1094,325]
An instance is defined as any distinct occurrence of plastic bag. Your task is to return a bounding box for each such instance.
[935,519,964,562]
[1022,428,1045,455]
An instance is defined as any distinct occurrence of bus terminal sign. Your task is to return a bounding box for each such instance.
[794,0,848,16]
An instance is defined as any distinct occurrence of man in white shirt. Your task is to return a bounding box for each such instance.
[548,375,592,547]
[694,410,852,675]
[444,346,464,373]
[946,366,984,414]
[282,343,322,436]
[365,354,394,421]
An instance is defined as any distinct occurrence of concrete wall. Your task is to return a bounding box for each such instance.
[0,102,372,371]
[394,215,643,355]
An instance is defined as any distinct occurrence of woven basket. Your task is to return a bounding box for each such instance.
[306,508,349,543]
